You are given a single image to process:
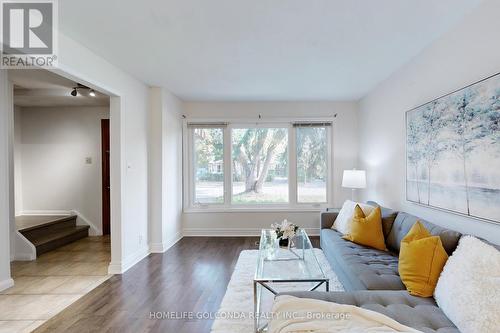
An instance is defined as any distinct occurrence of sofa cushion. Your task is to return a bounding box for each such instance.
[398,221,448,297]
[321,229,404,291]
[434,236,500,333]
[333,200,375,234]
[279,290,459,333]
[386,212,461,255]
[343,205,387,251]
[366,201,398,239]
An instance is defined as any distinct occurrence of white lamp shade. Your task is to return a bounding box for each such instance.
[342,169,366,189]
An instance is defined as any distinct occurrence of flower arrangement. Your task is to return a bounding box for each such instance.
[272,219,299,247]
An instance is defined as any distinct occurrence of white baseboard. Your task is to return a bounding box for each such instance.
[149,243,166,253]
[182,227,320,237]
[0,278,14,292]
[19,210,72,216]
[71,210,101,236]
[12,252,36,261]
[149,231,183,253]
[109,232,183,274]
[108,245,150,275]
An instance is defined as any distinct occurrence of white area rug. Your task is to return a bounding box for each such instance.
[211,249,344,333]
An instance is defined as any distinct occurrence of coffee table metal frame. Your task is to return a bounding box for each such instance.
[253,229,329,332]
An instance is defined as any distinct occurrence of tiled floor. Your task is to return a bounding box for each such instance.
[0,236,111,333]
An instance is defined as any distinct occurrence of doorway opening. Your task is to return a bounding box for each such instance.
[101,119,110,235]
[2,69,113,330]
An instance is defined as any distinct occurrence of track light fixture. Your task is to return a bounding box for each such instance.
[70,84,97,97]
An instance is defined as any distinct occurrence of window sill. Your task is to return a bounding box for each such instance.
[183,206,329,214]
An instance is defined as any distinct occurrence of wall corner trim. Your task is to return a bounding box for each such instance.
[148,243,166,253]
[107,245,150,275]
[0,278,14,292]
[149,231,183,253]
[11,252,35,261]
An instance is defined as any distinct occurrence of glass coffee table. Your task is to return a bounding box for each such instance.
[253,229,329,332]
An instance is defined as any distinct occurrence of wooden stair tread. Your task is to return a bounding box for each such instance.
[17,215,78,232]
[30,225,90,247]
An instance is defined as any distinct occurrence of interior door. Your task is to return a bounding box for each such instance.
[101,119,110,235]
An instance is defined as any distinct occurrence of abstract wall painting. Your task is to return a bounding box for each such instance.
[406,73,500,223]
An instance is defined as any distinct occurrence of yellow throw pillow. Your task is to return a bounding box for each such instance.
[342,205,387,251]
[398,221,448,297]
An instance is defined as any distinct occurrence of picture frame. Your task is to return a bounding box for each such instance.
[405,72,500,224]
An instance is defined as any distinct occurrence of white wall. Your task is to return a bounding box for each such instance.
[162,91,184,247]
[14,106,109,235]
[358,0,500,244]
[9,87,35,263]
[0,70,14,291]
[20,32,151,274]
[1,32,165,278]
[2,33,158,280]
[182,101,359,235]
[149,88,183,252]
[13,106,22,216]
[149,88,163,250]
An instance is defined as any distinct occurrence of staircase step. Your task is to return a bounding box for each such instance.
[17,215,78,232]
[32,225,90,256]
[19,215,78,240]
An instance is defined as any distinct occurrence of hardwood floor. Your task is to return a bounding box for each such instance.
[34,236,319,333]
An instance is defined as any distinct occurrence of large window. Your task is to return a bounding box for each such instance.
[186,121,331,210]
[232,127,288,204]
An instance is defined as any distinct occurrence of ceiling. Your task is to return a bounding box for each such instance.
[59,0,482,101]
[10,69,109,107]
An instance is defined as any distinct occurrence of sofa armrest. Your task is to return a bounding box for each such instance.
[321,209,339,229]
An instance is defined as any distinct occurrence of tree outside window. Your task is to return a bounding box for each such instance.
[296,127,327,203]
[231,128,288,204]
[193,127,224,204]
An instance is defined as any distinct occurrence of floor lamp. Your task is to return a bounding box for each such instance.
[342,169,366,201]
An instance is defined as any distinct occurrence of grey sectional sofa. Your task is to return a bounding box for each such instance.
[283,202,464,333]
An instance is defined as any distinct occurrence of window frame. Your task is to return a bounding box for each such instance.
[187,124,227,207]
[183,118,334,212]
[295,125,331,205]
